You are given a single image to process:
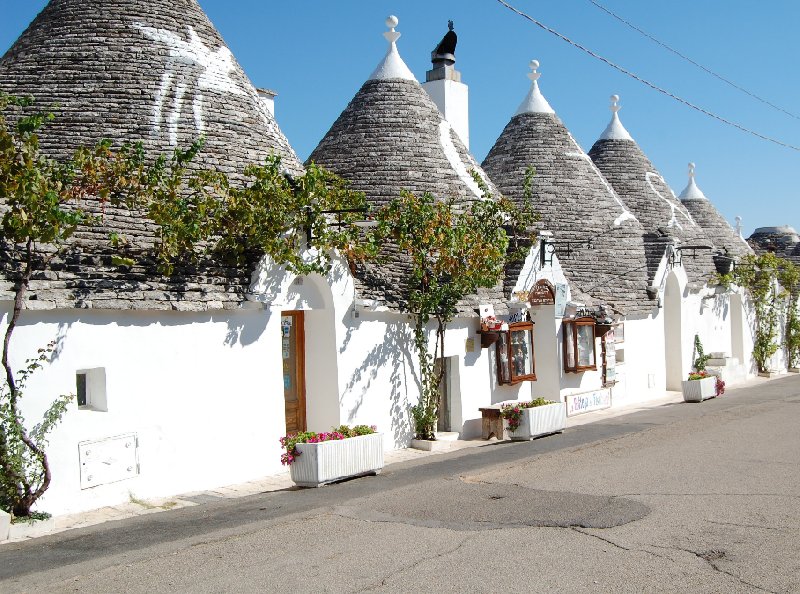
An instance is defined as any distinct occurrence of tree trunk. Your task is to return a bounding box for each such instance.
[1,240,52,516]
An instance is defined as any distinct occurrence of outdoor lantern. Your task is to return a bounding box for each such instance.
[563,316,597,373]
[496,321,537,385]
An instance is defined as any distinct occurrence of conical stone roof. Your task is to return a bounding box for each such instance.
[0,0,302,310]
[678,163,753,267]
[308,17,505,313]
[588,97,717,287]
[748,226,800,268]
[482,64,653,317]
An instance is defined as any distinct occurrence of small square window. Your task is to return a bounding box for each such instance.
[563,317,597,373]
[76,368,107,411]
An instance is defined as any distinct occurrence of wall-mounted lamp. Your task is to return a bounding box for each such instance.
[539,231,555,268]
[668,246,682,268]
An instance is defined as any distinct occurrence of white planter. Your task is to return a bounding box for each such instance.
[0,509,9,542]
[682,376,717,402]
[508,402,566,441]
[6,516,55,540]
[410,439,451,452]
[289,433,384,487]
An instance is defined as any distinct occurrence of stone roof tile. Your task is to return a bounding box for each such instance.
[589,132,718,286]
[308,74,506,315]
[0,0,302,310]
[483,109,654,317]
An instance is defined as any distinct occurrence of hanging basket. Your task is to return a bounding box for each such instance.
[480,331,500,348]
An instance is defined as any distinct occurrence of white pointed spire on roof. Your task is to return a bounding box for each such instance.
[678,162,708,201]
[514,60,555,116]
[599,94,634,141]
[735,216,744,239]
[369,15,416,82]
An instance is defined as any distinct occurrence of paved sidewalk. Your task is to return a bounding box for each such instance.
[0,374,782,545]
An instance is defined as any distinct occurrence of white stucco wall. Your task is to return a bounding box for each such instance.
[611,313,666,405]
[0,304,287,516]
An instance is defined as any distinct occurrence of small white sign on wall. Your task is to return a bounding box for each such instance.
[566,389,612,416]
[79,433,139,489]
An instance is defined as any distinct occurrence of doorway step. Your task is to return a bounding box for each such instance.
[706,352,748,386]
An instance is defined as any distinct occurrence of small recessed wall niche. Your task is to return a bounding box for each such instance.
[76,368,107,411]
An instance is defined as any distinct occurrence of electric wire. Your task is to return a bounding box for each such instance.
[493,0,800,153]
[587,0,800,121]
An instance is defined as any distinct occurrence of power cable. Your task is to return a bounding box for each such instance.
[493,0,800,153]
[587,0,800,121]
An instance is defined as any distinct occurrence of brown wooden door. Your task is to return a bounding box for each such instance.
[281,311,306,433]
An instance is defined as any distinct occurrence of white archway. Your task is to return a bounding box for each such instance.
[284,272,341,433]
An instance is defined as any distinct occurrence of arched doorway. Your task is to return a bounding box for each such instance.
[279,272,341,433]
[664,272,684,390]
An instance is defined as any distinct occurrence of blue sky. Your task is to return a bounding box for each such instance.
[2,1,798,237]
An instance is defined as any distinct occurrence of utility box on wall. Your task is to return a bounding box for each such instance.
[79,433,139,489]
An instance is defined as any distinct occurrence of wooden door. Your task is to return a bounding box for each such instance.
[281,311,306,433]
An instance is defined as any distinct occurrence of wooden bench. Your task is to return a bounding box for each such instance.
[478,406,505,440]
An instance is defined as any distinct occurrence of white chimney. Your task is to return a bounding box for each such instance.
[256,88,277,117]
[421,21,469,149]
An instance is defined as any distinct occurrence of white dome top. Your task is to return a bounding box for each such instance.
[515,60,555,115]
[678,162,708,201]
[599,95,633,141]
[369,15,416,82]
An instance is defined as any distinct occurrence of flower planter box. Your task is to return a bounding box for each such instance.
[289,433,384,487]
[508,402,566,441]
[682,376,717,402]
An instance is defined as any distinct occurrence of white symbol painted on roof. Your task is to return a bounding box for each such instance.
[438,120,484,199]
[645,172,696,230]
[134,23,246,145]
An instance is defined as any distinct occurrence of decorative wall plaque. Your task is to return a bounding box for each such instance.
[528,279,556,306]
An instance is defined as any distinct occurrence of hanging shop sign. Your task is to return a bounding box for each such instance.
[528,279,556,306]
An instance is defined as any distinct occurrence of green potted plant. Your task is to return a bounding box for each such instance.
[682,335,717,402]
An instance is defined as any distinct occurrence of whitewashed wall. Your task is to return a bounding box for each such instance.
[611,314,666,405]
[0,304,287,516]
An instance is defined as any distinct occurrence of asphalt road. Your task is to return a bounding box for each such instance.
[2,376,799,593]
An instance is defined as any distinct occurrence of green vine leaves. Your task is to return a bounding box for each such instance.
[722,252,800,372]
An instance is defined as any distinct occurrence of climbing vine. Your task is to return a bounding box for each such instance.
[722,253,799,373]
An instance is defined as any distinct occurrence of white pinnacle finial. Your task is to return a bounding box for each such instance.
[384,15,400,43]
[678,161,707,201]
[369,15,415,81]
[610,94,621,113]
[599,93,633,140]
[735,216,743,239]
[514,59,554,115]
[528,59,541,82]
